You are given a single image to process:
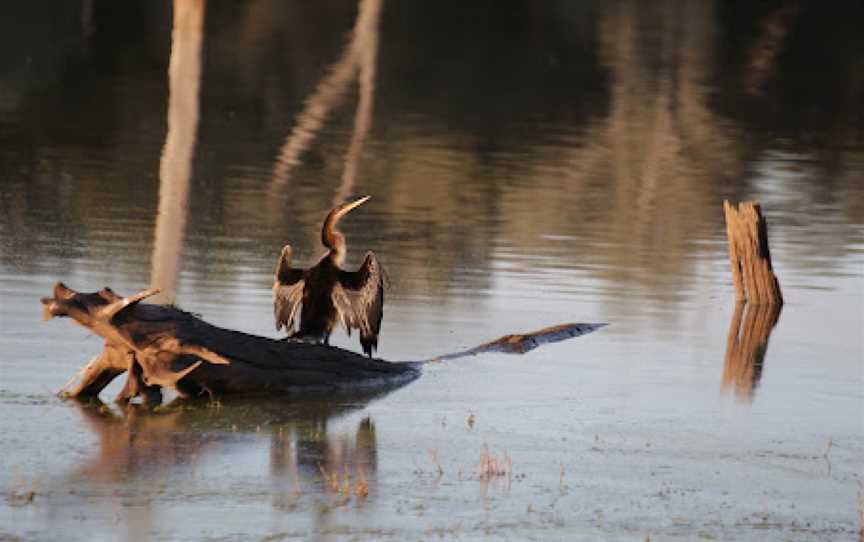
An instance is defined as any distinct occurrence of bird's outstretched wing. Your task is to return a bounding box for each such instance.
[332,251,386,356]
[273,245,306,334]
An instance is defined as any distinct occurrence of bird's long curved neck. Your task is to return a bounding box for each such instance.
[320,196,369,268]
[322,210,347,267]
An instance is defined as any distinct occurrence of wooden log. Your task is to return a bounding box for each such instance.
[723,200,783,305]
[431,323,607,361]
[721,301,782,401]
[62,342,131,399]
[43,283,607,405]
[42,283,420,404]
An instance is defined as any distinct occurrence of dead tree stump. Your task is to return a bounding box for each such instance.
[723,200,783,305]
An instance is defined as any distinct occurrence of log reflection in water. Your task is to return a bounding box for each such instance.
[68,394,384,487]
[721,301,782,401]
[150,0,206,305]
[71,402,209,480]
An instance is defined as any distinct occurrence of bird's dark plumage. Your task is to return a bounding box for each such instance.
[273,196,386,357]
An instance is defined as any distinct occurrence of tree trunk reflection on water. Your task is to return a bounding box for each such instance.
[150,0,206,305]
[721,301,782,402]
[475,0,747,303]
[268,0,383,263]
[336,0,381,205]
[271,0,382,195]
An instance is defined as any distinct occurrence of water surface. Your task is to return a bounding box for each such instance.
[1,1,862,540]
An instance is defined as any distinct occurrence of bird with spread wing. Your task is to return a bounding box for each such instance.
[273,195,386,357]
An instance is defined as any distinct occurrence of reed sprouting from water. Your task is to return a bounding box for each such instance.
[478,446,512,482]
[318,462,369,498]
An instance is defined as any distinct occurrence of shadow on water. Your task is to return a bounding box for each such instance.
[721,301,782,402]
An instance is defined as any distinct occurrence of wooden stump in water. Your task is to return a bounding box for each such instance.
[723,200,783,305]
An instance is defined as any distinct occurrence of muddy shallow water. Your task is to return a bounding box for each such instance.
[1,1,863,540]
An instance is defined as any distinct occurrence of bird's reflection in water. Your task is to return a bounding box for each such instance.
[70,392,384,495]
[270,416,377,511]
[721,301,782,402]
[65,396,382,540]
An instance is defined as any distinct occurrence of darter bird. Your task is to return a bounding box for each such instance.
[273,195,386,357]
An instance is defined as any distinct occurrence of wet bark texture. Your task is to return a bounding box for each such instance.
[723,200,783,305]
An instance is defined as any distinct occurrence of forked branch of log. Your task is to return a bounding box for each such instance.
[42,282,228,389]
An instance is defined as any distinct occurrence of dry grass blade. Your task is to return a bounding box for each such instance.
[319,463,340,492]
[478,446,512,481]
[429,449,444,477]
[355,479,369,498]
[319,463,370,499]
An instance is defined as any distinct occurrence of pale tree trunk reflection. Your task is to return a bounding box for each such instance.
[271,0,383,207]
[150,0,206,305]
[721,302,782,401]
[334,0,380,206]
[80,0,95,37]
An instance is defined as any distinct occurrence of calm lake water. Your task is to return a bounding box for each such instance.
[1,1,863,540]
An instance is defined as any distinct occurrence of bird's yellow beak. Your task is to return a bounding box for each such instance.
[335,195,371,218]
[345,195,371,211]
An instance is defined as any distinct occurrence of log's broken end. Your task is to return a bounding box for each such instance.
[41,282,76,320]
[53,281,76,300]
[41,281,119,321]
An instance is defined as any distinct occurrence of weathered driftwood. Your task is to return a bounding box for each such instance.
[42,283,420,404]
[42,283,607,405]
[721,301,782,401]
[723,200,783,304]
